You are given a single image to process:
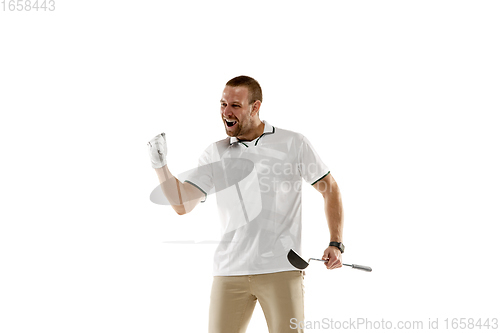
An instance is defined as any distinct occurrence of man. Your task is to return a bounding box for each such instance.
[148,76,344,333]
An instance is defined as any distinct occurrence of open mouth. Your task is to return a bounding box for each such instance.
[225,119,237,127]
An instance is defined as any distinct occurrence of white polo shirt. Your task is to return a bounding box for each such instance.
[183,120,330,276]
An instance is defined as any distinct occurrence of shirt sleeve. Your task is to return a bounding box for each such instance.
[180,144,214,203]
[298,135,330,185]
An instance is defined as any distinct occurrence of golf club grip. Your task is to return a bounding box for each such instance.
[350,264,372,272]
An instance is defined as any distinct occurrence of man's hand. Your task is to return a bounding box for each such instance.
[148,133,167,169]
[322,246,342,270]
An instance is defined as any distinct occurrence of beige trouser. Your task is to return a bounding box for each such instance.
[209,270,305,333]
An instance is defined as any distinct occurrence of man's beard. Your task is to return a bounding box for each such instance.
[226,121,242,136]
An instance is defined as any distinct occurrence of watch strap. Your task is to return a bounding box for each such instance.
[329,241,345,253]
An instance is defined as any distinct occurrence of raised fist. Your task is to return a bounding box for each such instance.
[147,133,167,169]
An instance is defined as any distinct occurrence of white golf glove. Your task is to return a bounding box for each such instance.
[147,133,167,169]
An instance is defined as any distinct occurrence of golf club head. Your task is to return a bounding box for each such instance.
[287,249,309,269]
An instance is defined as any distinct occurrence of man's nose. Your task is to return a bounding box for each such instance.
[222,107,233,118]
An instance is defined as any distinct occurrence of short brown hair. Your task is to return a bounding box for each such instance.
[226,75,263,104]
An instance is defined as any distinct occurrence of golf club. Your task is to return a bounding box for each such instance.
[287,249,372,272]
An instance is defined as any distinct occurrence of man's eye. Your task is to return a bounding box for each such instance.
[232,105,240,108]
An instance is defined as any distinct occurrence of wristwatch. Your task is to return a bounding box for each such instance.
[329,241,345,253]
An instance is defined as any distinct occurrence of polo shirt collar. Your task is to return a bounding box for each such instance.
[229,120,275,146]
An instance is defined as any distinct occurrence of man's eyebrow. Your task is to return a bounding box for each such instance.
[220,99,242,104]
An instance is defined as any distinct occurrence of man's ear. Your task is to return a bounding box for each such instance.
[251,100,262,116]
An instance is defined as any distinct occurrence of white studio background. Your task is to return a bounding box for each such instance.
[1,1,499,332]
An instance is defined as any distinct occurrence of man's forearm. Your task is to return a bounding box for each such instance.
[154,164,202,215]
[324,184,344,242]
